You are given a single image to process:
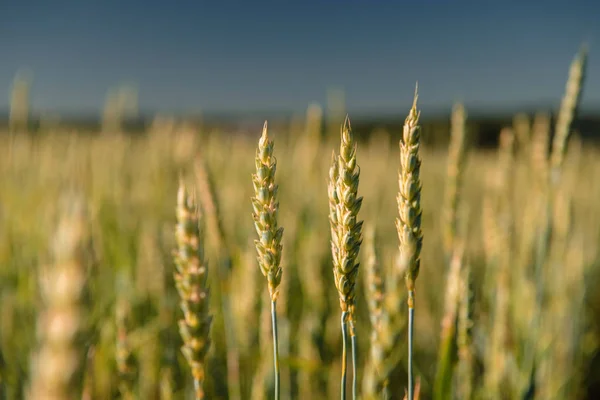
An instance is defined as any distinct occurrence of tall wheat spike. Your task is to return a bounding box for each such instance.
[442,102,468,256]
[362,224,408,400]
[437,102,469,400]
[29,195,91,400]
[362,226,386,399]
[173,182,212,399]
[530,48,588,398]
[328,116,363,399]
[194,157,242,400]
[251,121,284,400]
[396,87,423,400]
[550,46,587,179]
[364,226,384,340]
[484,128,515,397]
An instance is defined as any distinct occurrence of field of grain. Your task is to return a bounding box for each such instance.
[0,49,598,400]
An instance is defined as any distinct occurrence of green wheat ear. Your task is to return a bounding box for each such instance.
[328,116,363,399]
[328,116,363,317]
[396,86,423,400]
[173,181,212,400]
[252,121,284,302]
[252,121,285,400]
[397,89,423,297]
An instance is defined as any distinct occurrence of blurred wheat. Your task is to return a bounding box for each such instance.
[0,47,597,400]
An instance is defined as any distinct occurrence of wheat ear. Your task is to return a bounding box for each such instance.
[173,181,212,399]
[362,225,387,399]
[396,87,423,400]
[194,158,242,400]
[252,121,284,400]
[550,46,587,180]
[442,102,467,256]
[328,116,363,399]
[30,195,91,400]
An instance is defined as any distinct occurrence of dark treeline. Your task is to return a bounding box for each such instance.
[351,113,600,148]
[1,113,599,150]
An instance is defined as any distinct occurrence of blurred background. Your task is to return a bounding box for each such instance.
[1,1,599,399]
[0,1,599,138]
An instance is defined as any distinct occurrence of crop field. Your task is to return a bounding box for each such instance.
[0,49,599,400]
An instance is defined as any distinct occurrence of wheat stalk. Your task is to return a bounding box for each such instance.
[455,264,474,400]
[550,46,587,180]
[29,194,91,400]
[251,291,275,400]
[173,181,212,399]
[252,121,284,400]
[364,226,384,338]
[484,128,515,397]
[396,87,423,400]
[442,102,468,256]
[433,242,465,400]
[328,116,363,399]
[194,157,242,400]
[362,225,392,400]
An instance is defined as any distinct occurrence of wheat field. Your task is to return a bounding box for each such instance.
[0,49,599,400]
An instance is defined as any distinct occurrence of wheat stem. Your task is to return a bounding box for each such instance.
[433,243,465,400]
[456,264,474,400]
[271,300,280,400]
[341,311,349,400]
[408,300,415,400]
[350,318,358,400]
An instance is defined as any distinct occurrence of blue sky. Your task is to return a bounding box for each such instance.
[0,0,598,115]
